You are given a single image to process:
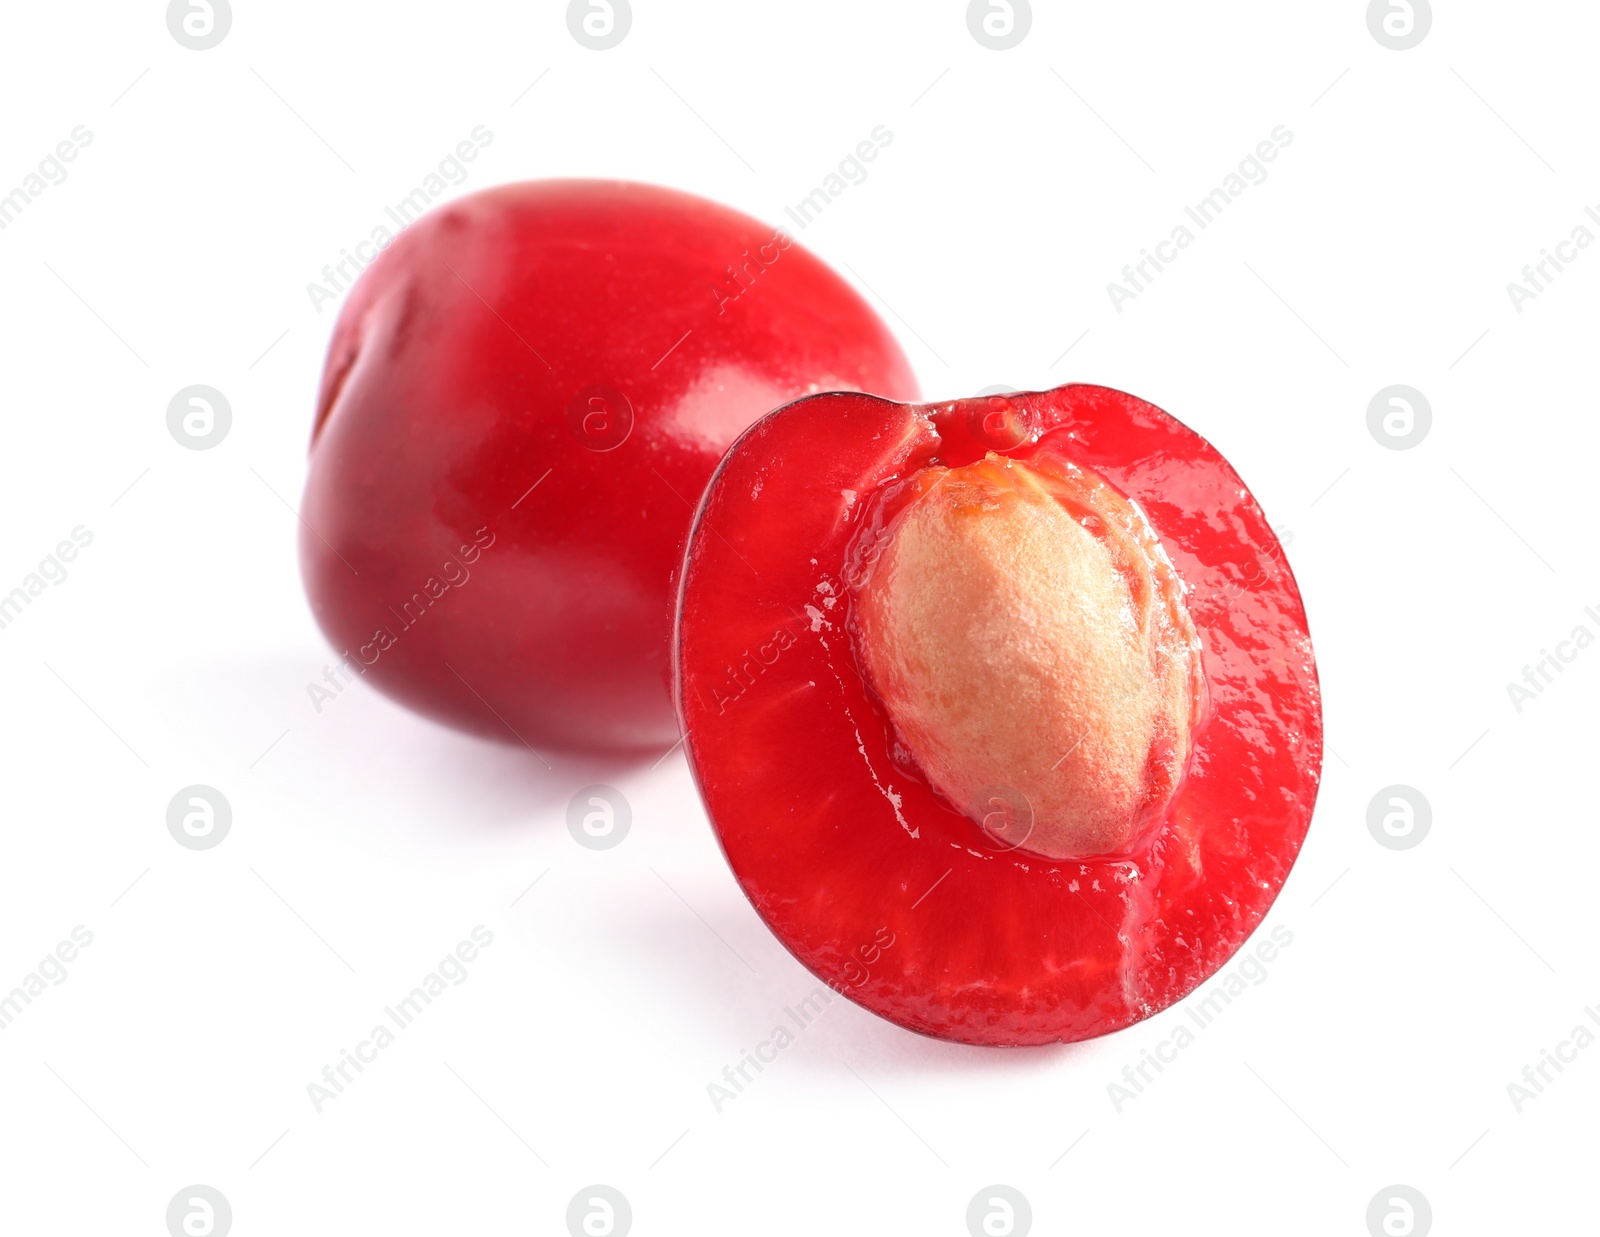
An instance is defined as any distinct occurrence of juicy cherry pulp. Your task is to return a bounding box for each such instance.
[848,450,1206,862]
[675,385,1322,1046]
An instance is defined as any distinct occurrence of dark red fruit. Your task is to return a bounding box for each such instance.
[299,180,917,750]
[675,383,1321,1045]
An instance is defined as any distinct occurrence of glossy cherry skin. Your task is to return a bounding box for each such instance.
[675,384,1322,1045]
[299,180,917,750]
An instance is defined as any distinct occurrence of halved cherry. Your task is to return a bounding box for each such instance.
[674,384,1321,1045]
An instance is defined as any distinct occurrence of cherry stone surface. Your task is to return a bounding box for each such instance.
[675,384,1322,1045]
[299,179,917,750]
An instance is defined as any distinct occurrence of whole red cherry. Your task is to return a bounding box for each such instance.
[675,383,1321,1045]
[300,180,917,750]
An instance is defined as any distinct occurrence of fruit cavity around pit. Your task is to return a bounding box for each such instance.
[847,449,1206,861]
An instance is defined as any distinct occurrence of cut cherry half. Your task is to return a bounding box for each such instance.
[674,383,1321,1045]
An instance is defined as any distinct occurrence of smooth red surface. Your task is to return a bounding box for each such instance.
[300,180,917,750]
[675,384,1321,1045]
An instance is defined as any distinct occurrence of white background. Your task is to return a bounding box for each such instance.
[1,1,1595,1233]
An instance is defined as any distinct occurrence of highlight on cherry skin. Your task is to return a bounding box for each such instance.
[674,383,1322,1046]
